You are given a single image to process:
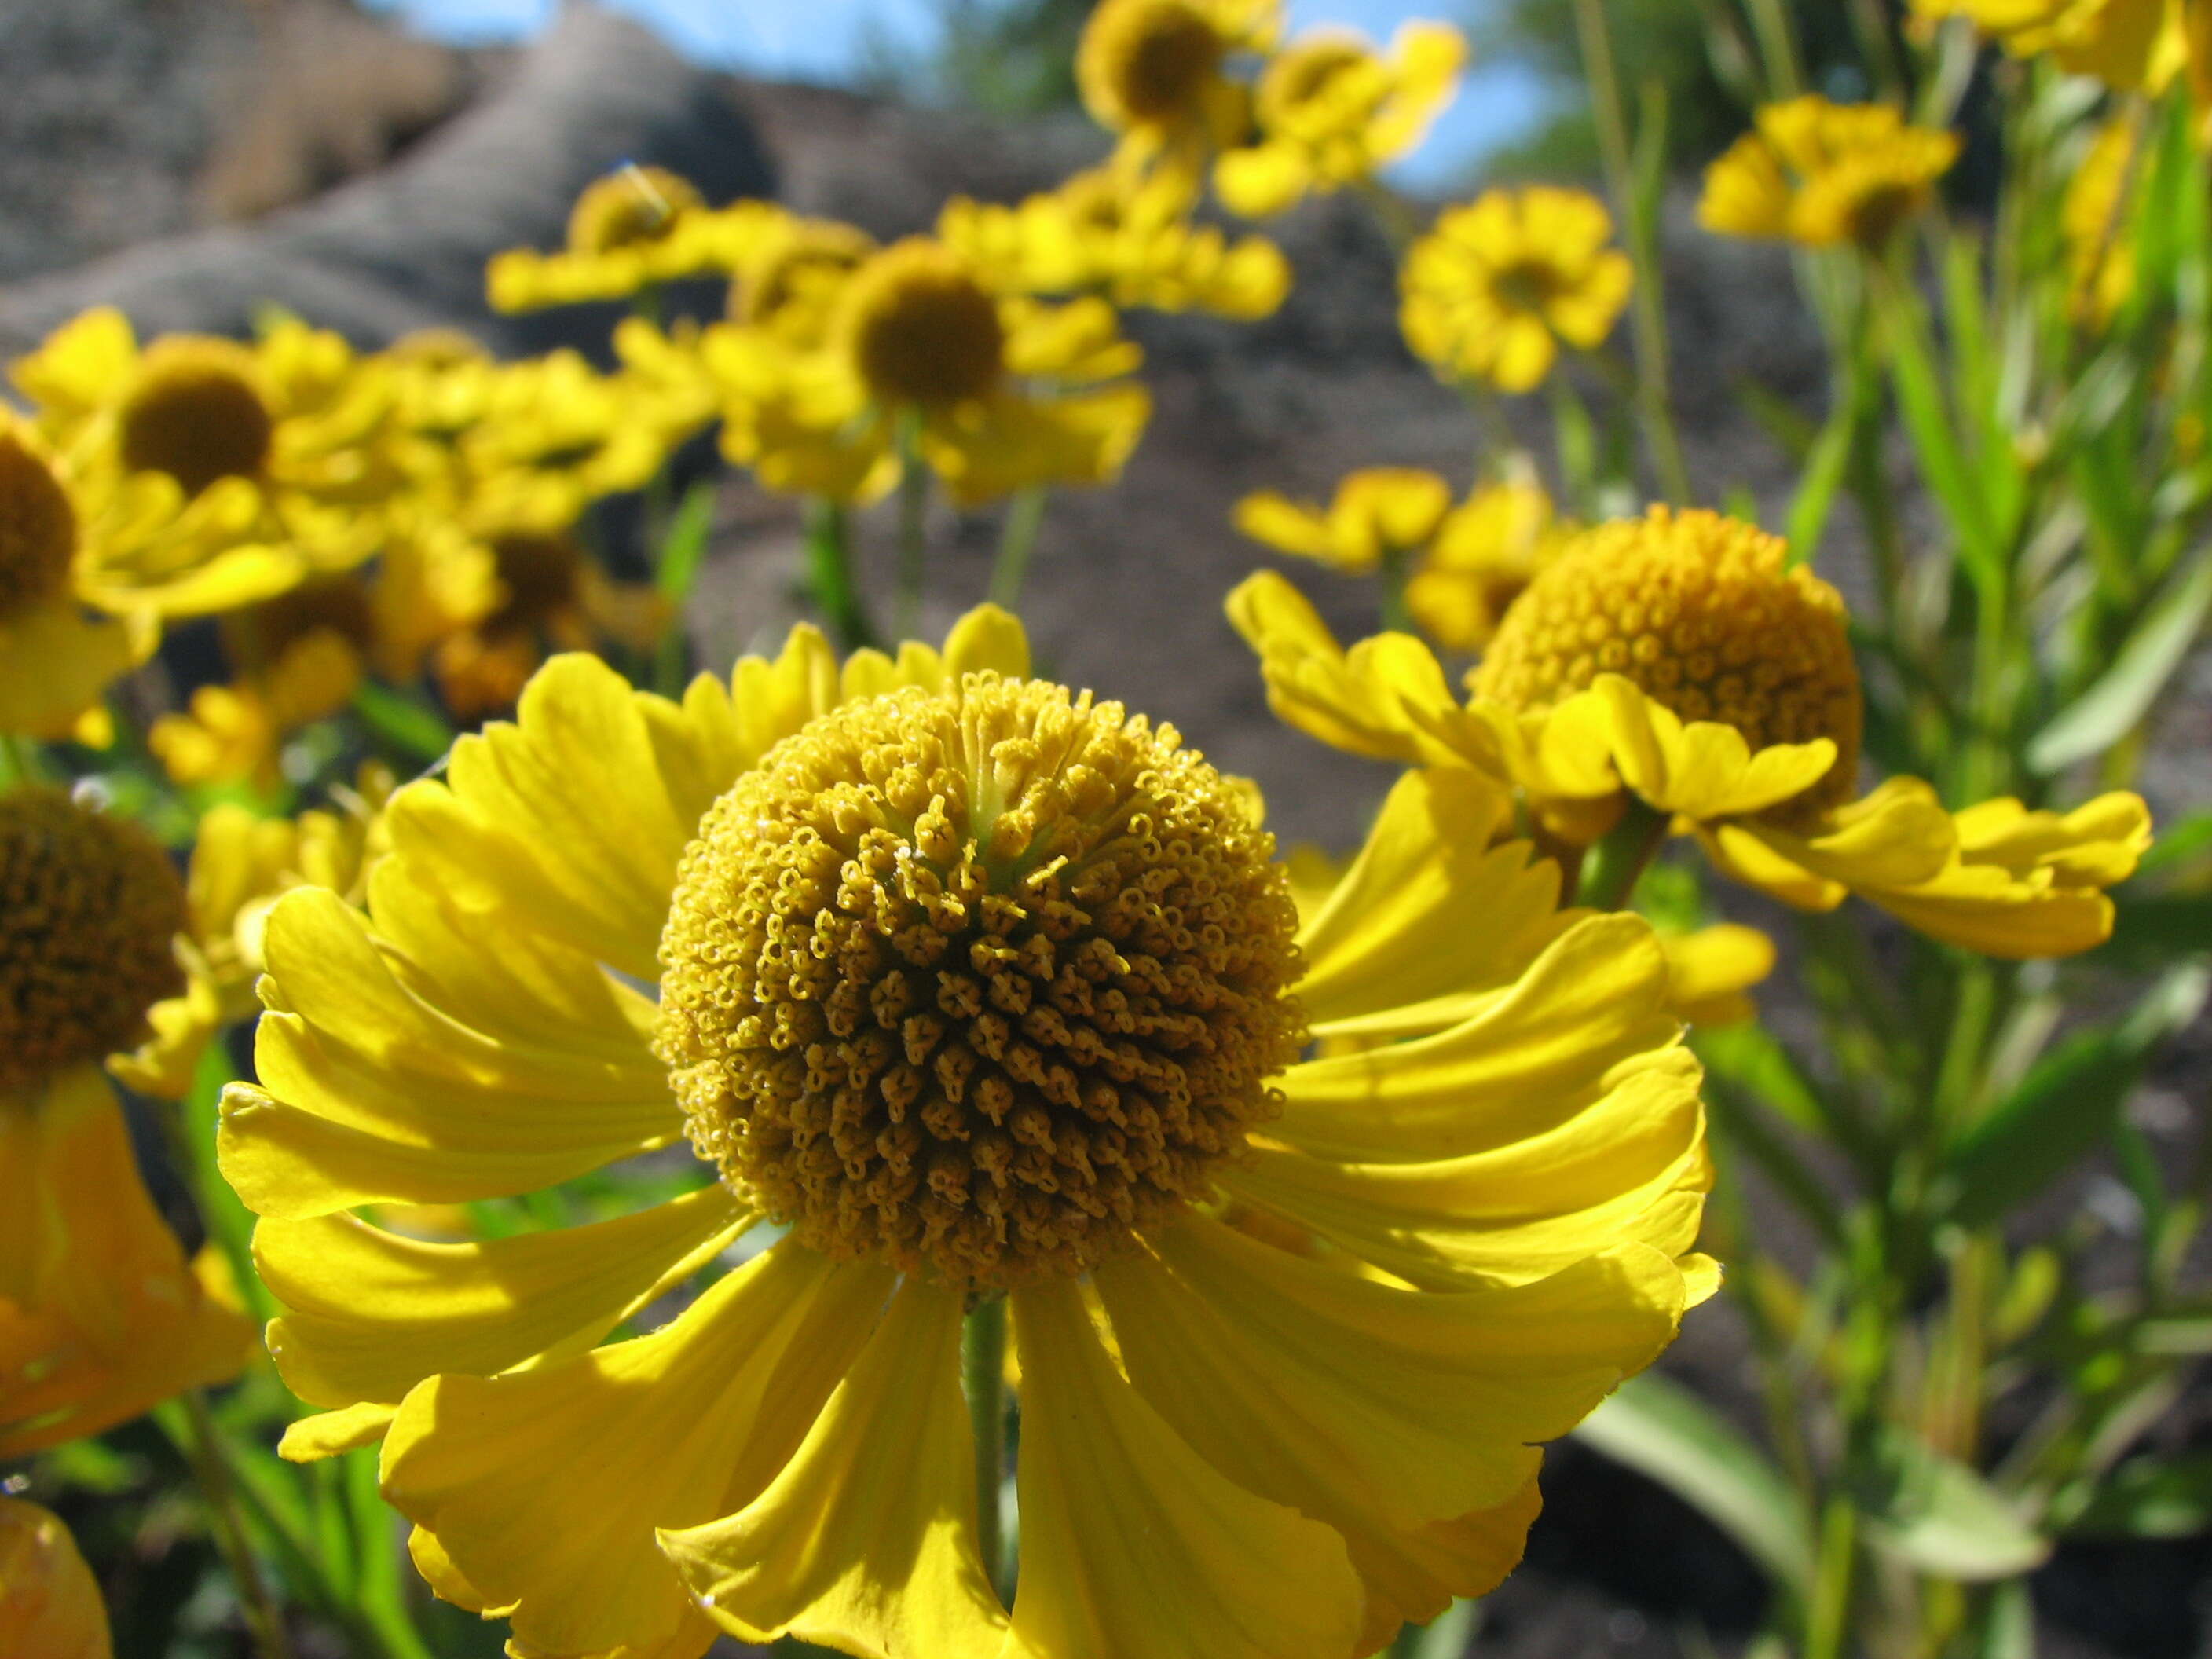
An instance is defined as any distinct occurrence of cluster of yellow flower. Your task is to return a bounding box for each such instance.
[1,0,2204,1655]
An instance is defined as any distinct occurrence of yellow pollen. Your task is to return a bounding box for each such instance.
[839,239,1007,410]
[1080,0,1227,130]
[0,432,76,622]
[654,673,1304,1293]
[1474,506,1863,818]
[0,789,188,1099]
[566,166,705,255]
[118,339,274,498]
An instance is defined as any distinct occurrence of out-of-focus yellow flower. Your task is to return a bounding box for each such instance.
[1214,21,1465,218]
[222,605,1709,1656]
[0,1499,112,1659]
[712,236,1152,507]
[0,791,253,1459]
[1401,188,1633,394]
[454,350,684,535]
[1406,481,1574,653]
[1235,467,1452,574]
[1230,507,2153,958]
[486,169,774,311]
[1910,0,2191,93]
[1658,924,1775,1027]
[112,771,394,1101]
[2064,117,2141,328]
[1701,97,1960,252]
[942,165,1291,319]
[13,309,400,577]
[726,211,880,346]
[432,527,667,719]
[1078,0,1276,163]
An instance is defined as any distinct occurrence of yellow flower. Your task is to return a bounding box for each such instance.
[222,607,1710,1658]
[0,790,253,1459]
[1229,507,2152,958]
[727,210,881,347]
[712,236,1152,507]
[1400,188,1633,394]
[1215,21,1467,218]
[1658,924,1775,1028]
[941,165,1291,320]
[486,168,768,311]
[1078,0,1276,163]
[0,1499,112,1659]
[1699,97,1961,251]
[454,350,686,535]
[2063,117,2141,328]
[1909,0,2191,93]
[1235,467,1453,574]
[113,771,393,1101]
[1405,481,1573,653]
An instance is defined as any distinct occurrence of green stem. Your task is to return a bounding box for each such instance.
[1379,543,1416,634]
[988,487,1050,613]
[1803,1490,1859,1659]
[178,1390,295,1659]
[1745,0,1807,99]
[802,498,879,652]
[1571,0,1694,505]
[962,1296,1009,1596]
[0,733,42,789]
[1573,796,1671,910]
[894,416,930,641]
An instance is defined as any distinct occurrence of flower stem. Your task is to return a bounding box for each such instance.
[988,487,1050,613]
[802,497,879,652]
[961,1295,1009,1595]
[178,1388,295,1659]
[1573,796,1670,910]
[894,417,929,641]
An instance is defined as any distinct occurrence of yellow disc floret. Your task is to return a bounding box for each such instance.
[0,789,188,1098]
[0,431,76,622]
[565,166,705,255]
[839,239,1007,409]
[118,338,274,498]
[1474,506,1862,815]
[1079,0,1229,131]
[656,672,1304,1292]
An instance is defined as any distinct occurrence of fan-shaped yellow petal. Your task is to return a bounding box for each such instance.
[660,1280,1008,1658]
[0,1499,112,1659]
[1597,676,1837,821]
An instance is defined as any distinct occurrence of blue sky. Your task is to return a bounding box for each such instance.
[361,0,1550,189]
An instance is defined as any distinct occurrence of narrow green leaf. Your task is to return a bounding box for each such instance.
[1785,394,1856,564]
[1573,1372,1815,1595]
[1858,1426,2050,1581]
[351,682,456,765]
[2062,1450,2212,1540]
[2028,544,2212,774]
[653,478,718,601]
[1877,281,2002,591]
[1973,1580,2036,1659]
[1938,968,2210,1226]
[2132,808,2212,878]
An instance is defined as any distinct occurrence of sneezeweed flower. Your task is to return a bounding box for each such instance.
[1658,924,1775,1028]
[1400,188,1634,394]
[1909,0,2192,94]
[1230,507,2153,958]
[1698,97,1961,253]
[1404,480,1573,654]
[2063,117,2141,328]
[1077,0,1276,164]
[941,165,1291,320]
[715,236,1152,507]
[453,350,683,534]
[222,608,1712,1658]
[1214,21,1466,218]
[0,1498,111,1659]
[1234,467,1453,575]
[0,789,252,1459]
[486,167,764,311]
[112,771,391,1101]
[727,211,881,346]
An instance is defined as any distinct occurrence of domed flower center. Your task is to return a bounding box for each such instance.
[654,673,1304,1292]
[118,340,274,499]
[1489,257,1566,314]
[566,166,705,255]
[485,532,583,634]
[1084,0,1226,128]
[1473,506,1862,818]
[840,240,1008,409]
[0,789,188,1100]
[0,432,77,623]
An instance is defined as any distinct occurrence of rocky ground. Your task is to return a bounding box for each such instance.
[5,5,2206,1655]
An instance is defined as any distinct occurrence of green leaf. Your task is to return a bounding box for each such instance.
[1876,280,2002,595]
[2099,892,2212,970]
[1937,968,2210,1227]
[2133,808,2212,878]
[1573,1372,1815,1595]
[2028,543,2212,774]
[1858,1426,2049,1581]
[1785,392,1856,565]
[2063,1450,2212,1540]
[351,681,456,765]
[1973,1580,2036,1659]
[653,478,718,601]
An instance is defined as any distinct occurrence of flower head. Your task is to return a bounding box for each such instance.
[839,238,1011,409]
[1078,0,1272,159]
[1230,506,2152,958]
[0,1499,111,1659]
[1405,480,1573,652]
[1700,97,1960,251]
[487,167,761,311]
[1401,188,1633,393]
[1910,0,2191,93]
[1235,467,1454,574]
[222,608,1709,1658]
[1214,21,1465,217]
